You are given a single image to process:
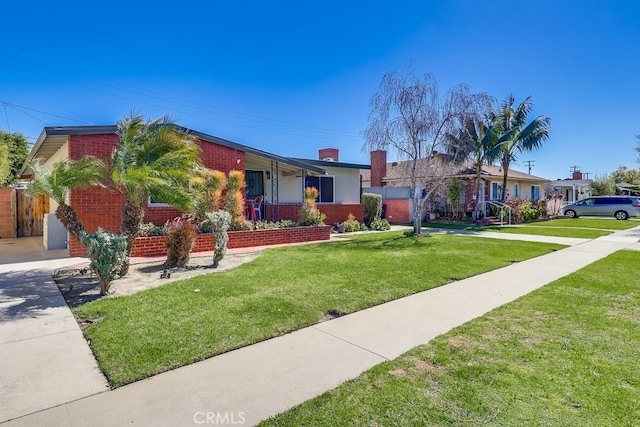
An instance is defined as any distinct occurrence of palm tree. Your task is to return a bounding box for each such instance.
[459,117,503,219]
[110,114,201,275]
[492,95,551,201]
[27,157,104,242]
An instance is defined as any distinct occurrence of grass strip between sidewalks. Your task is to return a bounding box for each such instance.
[261,250,640,426]
[73,232,563,387]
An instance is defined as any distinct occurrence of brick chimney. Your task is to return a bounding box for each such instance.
[572,171,583,180]
[319,148,339,162]
[370,150,387,187]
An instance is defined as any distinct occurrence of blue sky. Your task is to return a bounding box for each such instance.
[1,0,638,180]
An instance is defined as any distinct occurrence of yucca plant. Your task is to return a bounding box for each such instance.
[192,169,227,222]
[223,170,248,230]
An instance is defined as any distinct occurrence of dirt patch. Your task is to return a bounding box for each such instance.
[53,251,261,308]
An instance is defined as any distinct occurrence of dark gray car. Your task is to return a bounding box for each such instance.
[559,196,640,220]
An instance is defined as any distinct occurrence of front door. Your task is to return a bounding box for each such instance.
[245,170,264,218]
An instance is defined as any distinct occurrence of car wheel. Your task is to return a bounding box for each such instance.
[564,210,577,218]
[614,211,629,220]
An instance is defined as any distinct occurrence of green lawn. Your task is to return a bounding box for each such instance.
[74,232,564,387]
[421,216,640,238]
[524,217,640,230]
[261,250,640,426]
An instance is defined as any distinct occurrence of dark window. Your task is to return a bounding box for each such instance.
[304,176,334,203]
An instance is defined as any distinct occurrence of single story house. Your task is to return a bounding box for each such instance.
[23,126,369,256]
[361,150,550,222]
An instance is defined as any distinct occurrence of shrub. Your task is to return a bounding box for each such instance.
[362,193,382,226]
[498,199,548,223]
[370,217,391,231]
[206,211,232,268]
[299,187,326,226]
[164,215,198,268]
[80,228,128,296]
[342,214,368,232]
[138,222,166,237]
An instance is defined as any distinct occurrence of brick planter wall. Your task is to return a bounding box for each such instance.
[129,225,331,257]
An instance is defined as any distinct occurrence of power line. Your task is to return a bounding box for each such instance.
[0,55,362,141]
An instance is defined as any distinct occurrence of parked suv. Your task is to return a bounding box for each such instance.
[559,196,640,220]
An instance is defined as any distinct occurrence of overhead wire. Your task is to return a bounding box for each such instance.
[0,55,362,142]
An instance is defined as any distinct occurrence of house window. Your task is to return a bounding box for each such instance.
[531,185,540,200]
[491,182,502,200]
[305,176,334,203]
[148,196,169,207]
[514,184,519,199]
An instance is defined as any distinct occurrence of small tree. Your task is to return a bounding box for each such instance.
[27,157,104,243]
[362,193,383,226]
[590,173,616,196]
[0,130,30,186]
[364,66,491,235]
[206,210,232,268]
[446,178,463,218]
[299,187,326,225]
[80,228,127,296]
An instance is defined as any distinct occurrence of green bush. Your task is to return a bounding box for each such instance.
[499,199,547,223]
[80,228,128,296]
[370,217,391,231]
[342,214,368,232]
[164,216,198,268]
[362,193,382,226]
[139,222,166,236]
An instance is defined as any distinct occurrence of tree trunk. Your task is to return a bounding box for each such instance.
[501,159,510,201]
[119,200,145,276]
[412,187,422,235]
[55,204,85,243]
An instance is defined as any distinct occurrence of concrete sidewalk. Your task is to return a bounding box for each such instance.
[2,227,640,426]
[0,256,109,423]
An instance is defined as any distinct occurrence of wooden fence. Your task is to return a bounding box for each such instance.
[0,188,49,238]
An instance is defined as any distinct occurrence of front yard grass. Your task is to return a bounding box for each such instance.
[261,250,640,426]
[74,232,564,388]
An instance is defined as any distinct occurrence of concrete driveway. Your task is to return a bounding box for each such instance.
[0,237,108,423]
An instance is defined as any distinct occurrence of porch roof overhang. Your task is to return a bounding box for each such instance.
[22,125,327,176]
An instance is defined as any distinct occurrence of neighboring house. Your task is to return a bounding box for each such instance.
[547,169,593,204]
[23,126,369,256]
[360,150,550,222]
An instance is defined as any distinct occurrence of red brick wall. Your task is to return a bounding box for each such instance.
[382,199,410,224]
[264,203,364,225]
[370,150,387,187]
[0,188,17,238]
[130,225,331,257]
[67,134,246,256]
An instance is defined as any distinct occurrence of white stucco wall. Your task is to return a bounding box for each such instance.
[42,141,69,213]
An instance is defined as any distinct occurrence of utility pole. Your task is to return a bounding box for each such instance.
[523,160,535,174]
